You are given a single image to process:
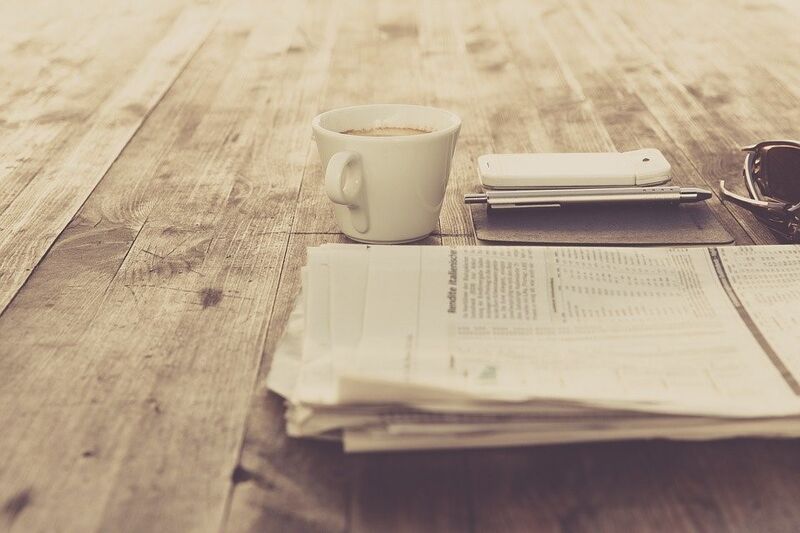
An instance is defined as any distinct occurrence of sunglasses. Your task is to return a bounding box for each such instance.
[720,140,800,242]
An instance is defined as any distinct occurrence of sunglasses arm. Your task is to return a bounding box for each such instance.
[741,140,800,152]
[719,180,788,213]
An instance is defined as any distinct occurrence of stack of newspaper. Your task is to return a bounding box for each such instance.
[267,244,800,452]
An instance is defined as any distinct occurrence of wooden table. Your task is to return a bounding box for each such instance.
[2,0,800,531]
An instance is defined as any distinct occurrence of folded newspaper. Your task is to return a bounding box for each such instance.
[267,244,800,452]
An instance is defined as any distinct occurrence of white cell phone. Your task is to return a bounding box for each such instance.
[478,148,672,189]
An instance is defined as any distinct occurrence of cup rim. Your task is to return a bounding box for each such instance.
[311,103,461,142]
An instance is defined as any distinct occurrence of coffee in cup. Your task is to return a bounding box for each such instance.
[342,126,432,137]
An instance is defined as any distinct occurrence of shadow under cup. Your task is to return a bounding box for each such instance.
[312,104,461,244]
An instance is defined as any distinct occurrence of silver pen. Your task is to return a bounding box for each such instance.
[464,186,712,208]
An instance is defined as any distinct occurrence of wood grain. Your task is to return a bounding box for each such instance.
[498,0,755,244]
[2,0,800,532]
[0,0,223,315]
[0,1,182,214]
[0,1,335,531]
[589,0,797,244]
[563,0,792,244]
[224,233,448,533]
[223,233,351,533]
[291,0,428,234]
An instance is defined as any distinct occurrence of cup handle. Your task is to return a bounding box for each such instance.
[325,151,369,233]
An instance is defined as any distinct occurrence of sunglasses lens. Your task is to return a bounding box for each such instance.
[761,145,800,202]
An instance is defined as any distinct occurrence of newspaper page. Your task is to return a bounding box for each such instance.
[291,246,369,405]
[340,246,800,416]
[715,246,800,389]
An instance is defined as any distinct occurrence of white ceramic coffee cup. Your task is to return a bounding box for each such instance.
[312,104,461,243]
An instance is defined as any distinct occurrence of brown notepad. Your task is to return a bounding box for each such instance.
[470,202,734,245]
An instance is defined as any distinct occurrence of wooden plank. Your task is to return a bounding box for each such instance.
[0,0,183,214]
[560,0,780,244]
[596,0,800,242]
[414,0,502,237]
[0,0,192,208]
[483,0,615,153]
[442,234,476,246]
[291,0,429,234]
[469,438,800,533]
[636,0,800,105]
[291,0,549,237]
[494,0,752,245]
[0,1,338,531]
[433,0,621,236]
[348,451,471,533]
[0,0,223,315]
[0,13,247,369]
[427,0,605,235]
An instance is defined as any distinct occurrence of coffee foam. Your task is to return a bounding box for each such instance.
[366,112,436,133]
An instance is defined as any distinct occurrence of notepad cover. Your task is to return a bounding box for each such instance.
[470,202,734,245]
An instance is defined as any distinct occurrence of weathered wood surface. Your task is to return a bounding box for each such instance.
[2,0,800,531]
